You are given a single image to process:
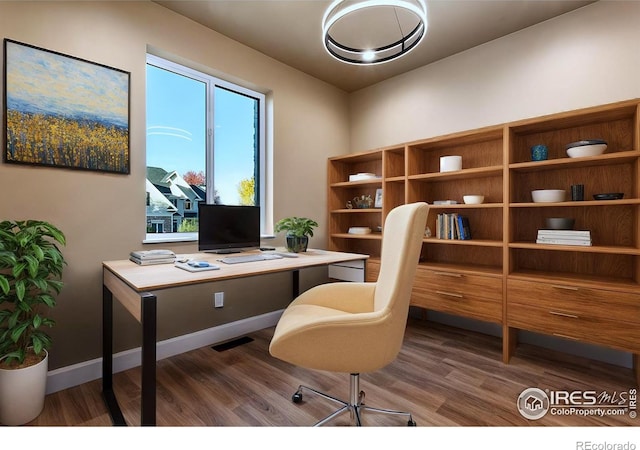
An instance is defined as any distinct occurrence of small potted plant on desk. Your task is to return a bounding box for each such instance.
[274,216,318,253]
[0,220,66,425]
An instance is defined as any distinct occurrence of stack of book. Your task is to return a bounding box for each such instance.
[536,230,592,246]
[436,213,471,240]
[129,249,176,265]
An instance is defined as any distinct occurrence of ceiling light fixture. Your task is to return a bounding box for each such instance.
[322,0,428,65]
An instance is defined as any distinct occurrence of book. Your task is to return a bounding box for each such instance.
[129,256,176,265]
[130,249,176,260]
[433,200,458,205]
[537,230,591,238]
[536,238,592,246]
[460,216,472,240]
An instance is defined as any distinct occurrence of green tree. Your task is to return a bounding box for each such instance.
[178,218,198,232]
[238,176,255,206]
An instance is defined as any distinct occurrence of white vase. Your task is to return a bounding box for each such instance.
[0,350,48,425]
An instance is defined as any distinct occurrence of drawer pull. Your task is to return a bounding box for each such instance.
[436,290,464,299]
[549,310,579,319]
[553,333,580,341]
[433,271,463,278]
[551,285,579,291]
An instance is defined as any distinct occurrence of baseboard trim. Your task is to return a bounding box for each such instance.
[46,310,283,394]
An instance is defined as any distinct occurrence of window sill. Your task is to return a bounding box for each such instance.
[143,233,276,245]
[143,232,197,244]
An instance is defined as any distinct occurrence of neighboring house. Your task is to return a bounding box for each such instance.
[146,166,204,232]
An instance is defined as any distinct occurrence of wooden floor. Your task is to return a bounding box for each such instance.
[29,318,637,427]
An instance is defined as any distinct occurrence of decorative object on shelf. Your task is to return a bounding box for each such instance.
[348,172,379,182]
[274,216,318,253]
[374,189,383,208]
[424,226,432,238]
[322,0,428,65]
[351,195,374,209]
[545,217,575,230]
[570,184,584,201]
[0,220,66,425]
[593,192,624,200]
[530,144,548,161]
[439,155,462,172]
[531,189,565,203]
[463,195,484,204]
[348,227,372,235]
[4,39,130,174]
[566,139,607,158]
[433,200,458,205]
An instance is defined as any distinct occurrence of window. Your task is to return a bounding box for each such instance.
[145,54,267,242]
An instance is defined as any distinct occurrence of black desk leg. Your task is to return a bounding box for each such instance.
[102,285,126,426]
[141,293,157,426]
[292,269,300,298]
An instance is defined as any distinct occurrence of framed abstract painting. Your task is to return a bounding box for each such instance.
[3,39,130,174]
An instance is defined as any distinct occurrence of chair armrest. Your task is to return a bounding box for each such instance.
[290,282,376,313]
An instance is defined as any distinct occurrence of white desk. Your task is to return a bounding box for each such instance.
[102,249,368,426]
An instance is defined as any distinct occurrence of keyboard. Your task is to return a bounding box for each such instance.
[218,253,284,264]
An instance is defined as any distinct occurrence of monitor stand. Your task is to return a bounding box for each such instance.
[210,249,242,254]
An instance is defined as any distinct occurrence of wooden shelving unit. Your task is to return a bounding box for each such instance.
[327,99,640,382]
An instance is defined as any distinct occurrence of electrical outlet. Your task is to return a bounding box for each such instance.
[214,292,224,308]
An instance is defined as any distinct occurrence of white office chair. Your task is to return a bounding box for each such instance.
[269,202,429,426]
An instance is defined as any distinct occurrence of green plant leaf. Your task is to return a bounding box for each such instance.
[33,314,42,329]
[0,275,9,295]
[10,322,29,343]
[15,279,26,301]
[32,335,43,355]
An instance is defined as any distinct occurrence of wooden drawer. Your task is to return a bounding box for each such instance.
[507,279,640,325]
[508,302,640,353]
[411,267,503,323]
[415,266,503,299]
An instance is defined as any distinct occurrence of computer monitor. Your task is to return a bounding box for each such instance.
[198,204,260,253]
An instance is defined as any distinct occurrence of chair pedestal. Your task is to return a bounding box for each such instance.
[292,373,416,427]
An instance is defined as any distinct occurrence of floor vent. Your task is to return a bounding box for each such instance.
[212,336,254,352]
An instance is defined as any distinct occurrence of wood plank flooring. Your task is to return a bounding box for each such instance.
[28,319,637,427]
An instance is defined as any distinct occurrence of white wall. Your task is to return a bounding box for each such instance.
[349,1,640,151]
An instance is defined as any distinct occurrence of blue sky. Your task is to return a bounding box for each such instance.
[146,65,256,204]
[6,40,128,128]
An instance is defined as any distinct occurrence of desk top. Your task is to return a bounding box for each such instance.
[103,249,368,292]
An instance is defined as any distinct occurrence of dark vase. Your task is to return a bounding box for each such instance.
[286,235,308,253]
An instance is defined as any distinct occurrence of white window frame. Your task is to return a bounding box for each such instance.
[144,54,270,243]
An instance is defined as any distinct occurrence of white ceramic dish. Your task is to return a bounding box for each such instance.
[348,227,372,235]
[532,189,566,203]
[440,155,462,172]
[463,195,484,204]
[566,144,607,158]
[348,173,377,182]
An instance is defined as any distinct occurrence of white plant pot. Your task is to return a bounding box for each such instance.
[0,350,48,425]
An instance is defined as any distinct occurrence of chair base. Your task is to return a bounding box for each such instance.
[291,373,416,427]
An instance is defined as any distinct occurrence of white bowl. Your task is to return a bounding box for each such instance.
[566,144,607,158]
[463,195,484,204]
[348,227,371,235]
[532,189,566,203]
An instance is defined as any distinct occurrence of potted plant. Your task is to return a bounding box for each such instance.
[274,216,318,253]
[0,220,66,425]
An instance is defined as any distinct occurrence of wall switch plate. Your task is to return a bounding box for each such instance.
[214,292,224,308]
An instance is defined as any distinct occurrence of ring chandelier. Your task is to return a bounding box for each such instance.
[322,0,428,65]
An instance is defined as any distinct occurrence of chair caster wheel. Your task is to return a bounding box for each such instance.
[408,420,417,426]
[292,392,303,403]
